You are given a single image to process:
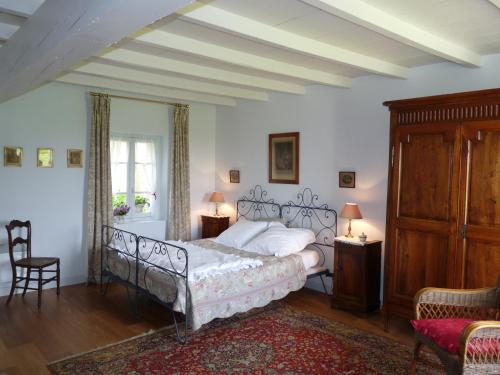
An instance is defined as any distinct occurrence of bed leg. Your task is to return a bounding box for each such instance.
[102,277,111,296]
[320,274,329,295]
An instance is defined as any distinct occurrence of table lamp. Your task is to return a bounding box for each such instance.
[209,191,225,216]
[340,203,363,238]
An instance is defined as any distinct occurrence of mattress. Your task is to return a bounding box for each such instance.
[297,249,320,270]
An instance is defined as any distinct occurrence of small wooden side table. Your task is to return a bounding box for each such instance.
[331,237,382,314]
[201,215,230,238]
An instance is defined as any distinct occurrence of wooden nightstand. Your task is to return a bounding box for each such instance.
[331,238,382,314]
[201,215,230,238]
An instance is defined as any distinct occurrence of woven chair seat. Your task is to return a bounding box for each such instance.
[15,257,59,268]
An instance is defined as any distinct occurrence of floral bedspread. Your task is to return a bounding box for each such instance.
[106,239,306,330]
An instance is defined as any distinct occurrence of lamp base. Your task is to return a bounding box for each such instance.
[344,219,353,238]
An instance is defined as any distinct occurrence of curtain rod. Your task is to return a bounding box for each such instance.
[89,92,189,108]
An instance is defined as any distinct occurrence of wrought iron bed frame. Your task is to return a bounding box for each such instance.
[99,185,337,343]
[237,185,336,293]
[100,226,190,343]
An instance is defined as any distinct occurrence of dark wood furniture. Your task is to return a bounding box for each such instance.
[332,239,382,314]
[201,215,230,238]
[383,88,500,326]
[5,220,60,309]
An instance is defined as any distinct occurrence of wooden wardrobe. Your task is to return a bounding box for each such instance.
[383,88,500,323]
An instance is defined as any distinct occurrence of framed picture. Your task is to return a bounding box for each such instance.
[37,148,54,168]
[269,132,299,184]
[4,146,23,167]
[229,169,240,183]
[67,149,83,168]
[339,171,356,188]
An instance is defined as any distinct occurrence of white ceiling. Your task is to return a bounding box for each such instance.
[2,0,500,105]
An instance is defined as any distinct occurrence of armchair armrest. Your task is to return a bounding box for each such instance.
[460,321,500,374]
[414,287,498,320]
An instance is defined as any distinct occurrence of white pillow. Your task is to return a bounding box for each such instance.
[243,226,316,257]
[215,218,269,249]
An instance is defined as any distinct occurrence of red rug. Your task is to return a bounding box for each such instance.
[49,303,442,374]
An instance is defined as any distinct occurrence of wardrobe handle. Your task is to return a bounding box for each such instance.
[391,145,395,167]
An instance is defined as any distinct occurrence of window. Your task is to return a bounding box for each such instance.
[111,135,159,220]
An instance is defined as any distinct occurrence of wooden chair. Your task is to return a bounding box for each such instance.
[5,220,60,309]
[410,276,500,374]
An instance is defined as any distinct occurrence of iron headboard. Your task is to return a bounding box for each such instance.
[236,185,281,221]
[280,188,337,267]
[236,185,337,268]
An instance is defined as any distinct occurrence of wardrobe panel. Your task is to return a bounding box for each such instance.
[464,240,500,288]
[399,133,454,221]
[393,229,449,300]
[468,130,500,226]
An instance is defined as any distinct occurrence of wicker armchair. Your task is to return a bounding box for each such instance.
[410,276,500,375]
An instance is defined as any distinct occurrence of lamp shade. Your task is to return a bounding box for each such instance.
[340,203,362,219]
[209,191,225,203]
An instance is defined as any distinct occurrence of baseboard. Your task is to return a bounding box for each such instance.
[0,274,87,297]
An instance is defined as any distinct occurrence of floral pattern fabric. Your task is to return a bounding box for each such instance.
[106,239,307,330]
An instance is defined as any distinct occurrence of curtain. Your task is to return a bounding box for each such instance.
[167,104,191,241]
[86,93,113,283]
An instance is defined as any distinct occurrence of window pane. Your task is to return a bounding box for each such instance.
[112,193,127,209]
[135,193,151,214]
[135,163,154,192]
[112,163,127,194]
[111,139,129,163]
[135,141,155,163]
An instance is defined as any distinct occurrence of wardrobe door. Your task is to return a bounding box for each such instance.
[458,121,500,288]
[387,123,461,311]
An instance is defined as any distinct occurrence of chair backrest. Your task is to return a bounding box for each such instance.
[5,220,31,266]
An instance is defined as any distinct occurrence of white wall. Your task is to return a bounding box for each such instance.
[215,52,500,292]
[0,82,216,296]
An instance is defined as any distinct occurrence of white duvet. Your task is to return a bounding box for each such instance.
[124,239,264,282]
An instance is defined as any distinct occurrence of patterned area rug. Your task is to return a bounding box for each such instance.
[49,303,442,374]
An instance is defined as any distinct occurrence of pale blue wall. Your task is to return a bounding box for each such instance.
[0,82,217,296]
[0,83,88,292]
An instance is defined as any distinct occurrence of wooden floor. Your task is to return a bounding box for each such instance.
[0,283,414,375]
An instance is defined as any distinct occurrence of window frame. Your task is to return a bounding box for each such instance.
[111,133,161,222]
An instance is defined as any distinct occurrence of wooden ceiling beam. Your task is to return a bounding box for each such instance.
[302,0,481,67]
[0,0,194,103]
[135,31,352,87]
[0,12,26,27]
[76,62,269,101]
[0,21,18,39]
[57,72,237,106]
[179,4,407,78]
[98,48,306,95]
[0,0,44,18]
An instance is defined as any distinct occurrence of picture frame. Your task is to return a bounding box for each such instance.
[4,146,23,167]
[67,149,83,168]
[339,171,356,188]
[229,169,240,183]
[37,148,54,168]
[269,132,299,184]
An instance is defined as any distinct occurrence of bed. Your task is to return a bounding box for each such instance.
[101,185,337,343]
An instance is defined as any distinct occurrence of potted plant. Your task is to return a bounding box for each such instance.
[113,204,130,222]
[135,195,150,213]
